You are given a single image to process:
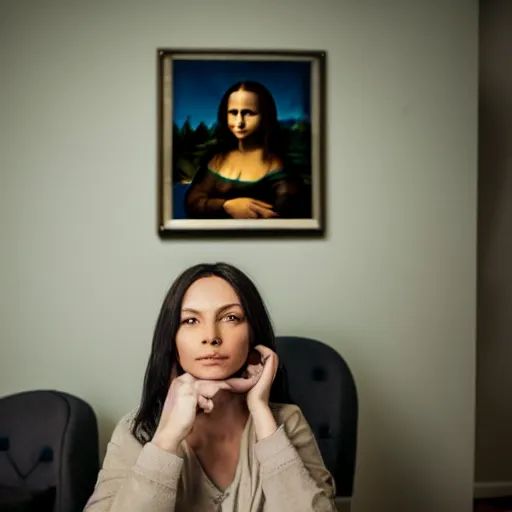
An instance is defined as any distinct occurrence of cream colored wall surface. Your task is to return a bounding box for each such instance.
[0,1,478,511]
[476,0,512,489]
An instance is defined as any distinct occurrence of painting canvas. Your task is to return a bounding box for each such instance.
[157,49,326,236]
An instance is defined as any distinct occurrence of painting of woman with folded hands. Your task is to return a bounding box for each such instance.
[184,81,310,220]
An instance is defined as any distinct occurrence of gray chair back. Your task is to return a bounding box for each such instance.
[275,336,358,498]
[0,390,99,512]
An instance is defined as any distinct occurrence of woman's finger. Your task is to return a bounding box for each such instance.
[246,363,264,378]
[197,394,213,413]
[251,204,278,218]
[224,375,259,393]
[195,380,230,394]
[253,345,277,363]
[179,373,197,383]
[250,199,273,209]
[245,207,259,219]
[252,346,278,380]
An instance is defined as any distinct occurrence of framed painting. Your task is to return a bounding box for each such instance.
[157,48,326,237]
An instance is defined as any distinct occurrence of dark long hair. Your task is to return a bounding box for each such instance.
[131,262,291,444]
[200,81,286,167]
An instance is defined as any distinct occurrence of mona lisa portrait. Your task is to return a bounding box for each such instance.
[157,49,326,237]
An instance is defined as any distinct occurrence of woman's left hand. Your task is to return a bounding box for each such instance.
[224,345,278,409]
[224,345,279,439]
[244,345,279,412]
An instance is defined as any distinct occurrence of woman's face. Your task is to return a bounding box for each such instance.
[175,276,251,380]
[227,89,261,140]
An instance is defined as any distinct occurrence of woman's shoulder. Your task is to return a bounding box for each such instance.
[268,402,308,430]
[110,407,143,446]
[207,152,226,171]
[268,154,284,172]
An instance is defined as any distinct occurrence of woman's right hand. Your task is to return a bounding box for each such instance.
[224,198,278,219]
[151,374,235,453]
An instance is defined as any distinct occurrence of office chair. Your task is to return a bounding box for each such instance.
[0,390,100,512]
[275,336,358,503]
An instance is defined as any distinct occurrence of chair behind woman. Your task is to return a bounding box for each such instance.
[0,390,99,512]
[275,336,358,501]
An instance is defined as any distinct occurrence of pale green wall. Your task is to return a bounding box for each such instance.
[0,1,478,511]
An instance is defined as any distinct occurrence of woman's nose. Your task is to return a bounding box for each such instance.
[202,337,222,346]
[201,323,222,345]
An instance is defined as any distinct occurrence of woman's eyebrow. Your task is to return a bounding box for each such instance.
[181,307,200,314]
[217,303,242,314]
[181,303,242,315]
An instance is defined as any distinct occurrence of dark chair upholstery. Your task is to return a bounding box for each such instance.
[0,390,100,512]
[275,336,358,499]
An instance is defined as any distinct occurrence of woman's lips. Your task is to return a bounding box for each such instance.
[199,359,228,366]
[196,354,229,365]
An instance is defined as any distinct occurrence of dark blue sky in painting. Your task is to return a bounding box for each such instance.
[172,59,311,128]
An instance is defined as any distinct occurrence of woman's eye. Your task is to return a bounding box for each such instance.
[182,318,197,325]
[225,314,240,322]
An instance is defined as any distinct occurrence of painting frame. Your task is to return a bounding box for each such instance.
[157,48,327,238]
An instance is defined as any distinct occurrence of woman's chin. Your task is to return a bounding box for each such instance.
[189,362,245,381]
[187,367,226,381]
[230,130,256,140]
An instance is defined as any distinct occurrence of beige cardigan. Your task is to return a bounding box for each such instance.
[84,403,337,511]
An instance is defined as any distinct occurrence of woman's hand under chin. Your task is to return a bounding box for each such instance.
[245,345,279,411]
[225,345,279,440]
[224,345,277,408]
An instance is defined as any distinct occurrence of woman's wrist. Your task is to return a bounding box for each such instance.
[152,434,180,455]
[249,402,278,440]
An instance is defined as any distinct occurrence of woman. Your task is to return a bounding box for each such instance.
[184,81,310,219]
[84,263,336,511]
